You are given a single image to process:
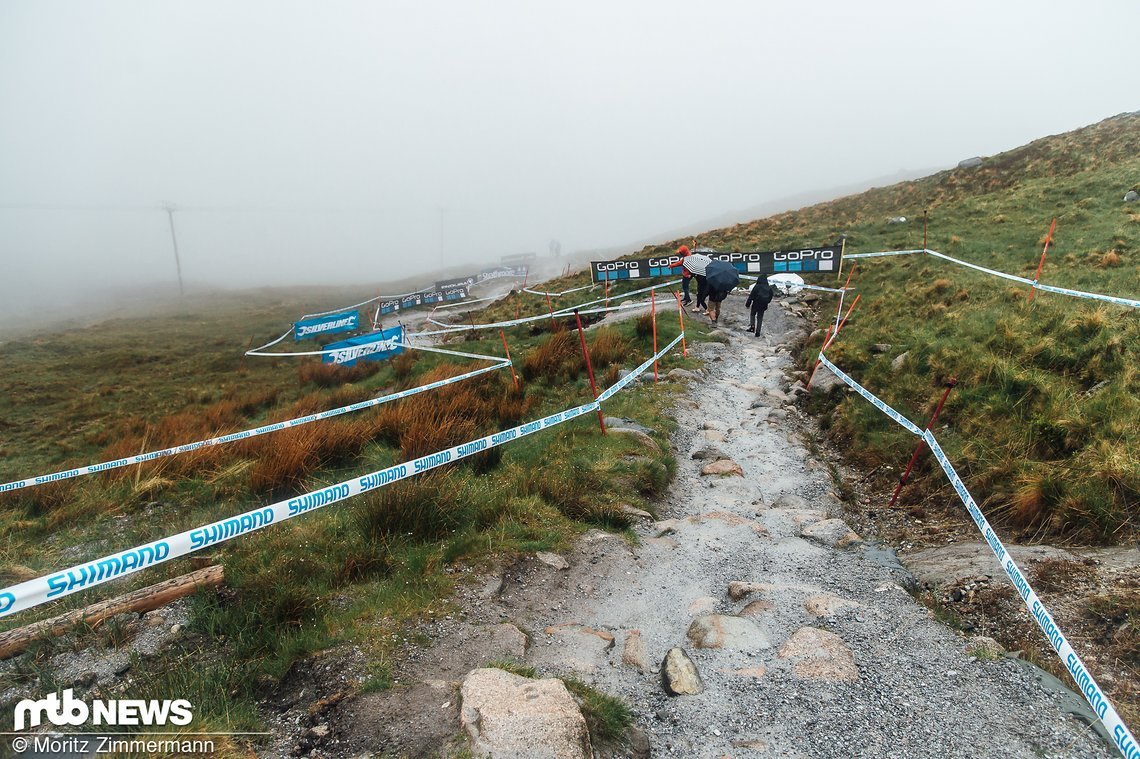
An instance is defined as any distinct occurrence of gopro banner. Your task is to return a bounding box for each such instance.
[400,294,423,310]
[422,286,469,305]
[323,325,405,367]
[591,247,840,282]
[293,310,359,341]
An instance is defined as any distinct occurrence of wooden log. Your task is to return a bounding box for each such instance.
[0,565,224,660]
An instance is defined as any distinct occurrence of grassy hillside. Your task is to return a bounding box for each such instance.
[641,111,1140,544]
[0,287,707,746]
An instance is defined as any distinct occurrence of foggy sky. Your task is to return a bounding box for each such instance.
[2,1,1137,318]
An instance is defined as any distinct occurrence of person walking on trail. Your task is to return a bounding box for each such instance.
[703,258,740,324]
[682,252,712,313]
[746,273,774,336]
[676,245,693,306]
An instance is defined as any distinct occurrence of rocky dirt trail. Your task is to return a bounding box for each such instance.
[327,293,1113,759]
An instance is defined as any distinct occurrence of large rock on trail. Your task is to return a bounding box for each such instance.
[460,668,593,759]
[661,648,704,696]
[686,614,770,650]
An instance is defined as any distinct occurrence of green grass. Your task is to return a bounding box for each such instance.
[634,112,1140,544]
[0,287,692,743]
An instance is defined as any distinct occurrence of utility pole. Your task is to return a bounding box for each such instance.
[163,202,185,296]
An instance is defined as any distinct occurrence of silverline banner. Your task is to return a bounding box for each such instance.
[591,246,840,282]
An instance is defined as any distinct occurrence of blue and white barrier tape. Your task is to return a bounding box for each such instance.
[0,353,511,495]
[813,354,1138,756]
[816,356,925,437]
[0,333,683,619]
[921,431,1138,759]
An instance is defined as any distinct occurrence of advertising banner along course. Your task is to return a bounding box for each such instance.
[322,325,405,366]
[591,246,840,282]
[293,310,360,341]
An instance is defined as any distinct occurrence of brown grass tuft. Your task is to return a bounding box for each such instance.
[1099,250,1122,268]
[298,361,380,388]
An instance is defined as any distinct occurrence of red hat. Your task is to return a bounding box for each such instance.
[678,245,690,255]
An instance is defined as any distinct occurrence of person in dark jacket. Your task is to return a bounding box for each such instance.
[745,274,774,336]
[682,252,712,313]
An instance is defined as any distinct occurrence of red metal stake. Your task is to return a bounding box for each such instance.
[887,378,959,510]
[923,209,928,252]
[515,290,521,321]
[805,326,832,390]
[1028,217,1057,304]
[604,277,610,308]
[650,288,658,383]
[573,309,606,434]
[500,329,520,392]
[674,291,688,357]
[546,291,554,322]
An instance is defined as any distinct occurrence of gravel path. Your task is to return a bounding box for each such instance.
[491,293,1109,758]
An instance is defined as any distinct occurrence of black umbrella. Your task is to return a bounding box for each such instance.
[705,259,740,294]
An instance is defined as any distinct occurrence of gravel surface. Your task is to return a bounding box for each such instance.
[479,293,1111,758]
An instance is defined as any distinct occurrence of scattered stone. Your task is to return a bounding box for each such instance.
[628,725,652,759]
[870,343,893,354]
[309,724,330,739]
[170,624,182,635]
[701,420,725,431]
[619,504,653,520]
[810,367,843,394]
[690,446,726,461]
[661,648,704,696]
[460,668,593,759]
[803,594,861,618]
[966,636,1006,659]
[958,156,984,169]
[488,623,529,660]
[887,216,908,224]
[686,615,770,650]
[700,459,743,477]
[603,416,653,435]
[543,624,615,672]
[645,537,680,550]
[667,368,700,381]
[728,581,767,601]
[536,552,570,571]
[702,430,728,443]
[730,665,767,680]
[733,739,770,751]
[891,351,910,371]
[609,427,661,452]
[801,518,862,548]
[621,630,650,672]
[778,627,859,682]
[801,292,820,304]
[1124,190,1138,202]
[738,600,775,617]
[688,596,718,614]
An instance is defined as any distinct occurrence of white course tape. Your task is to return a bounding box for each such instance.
[924,249,1035,285]
[0,354,511,494]
[249,328,294,353]
[0,333,682,619]
[1032,282,1140,310]
[816,356,924,437]
[844,249,924,260]
[921,431,1139,759]
[522,284,594,297]
[412,281,682,337]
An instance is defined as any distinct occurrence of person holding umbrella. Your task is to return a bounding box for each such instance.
[703,258,740,324]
